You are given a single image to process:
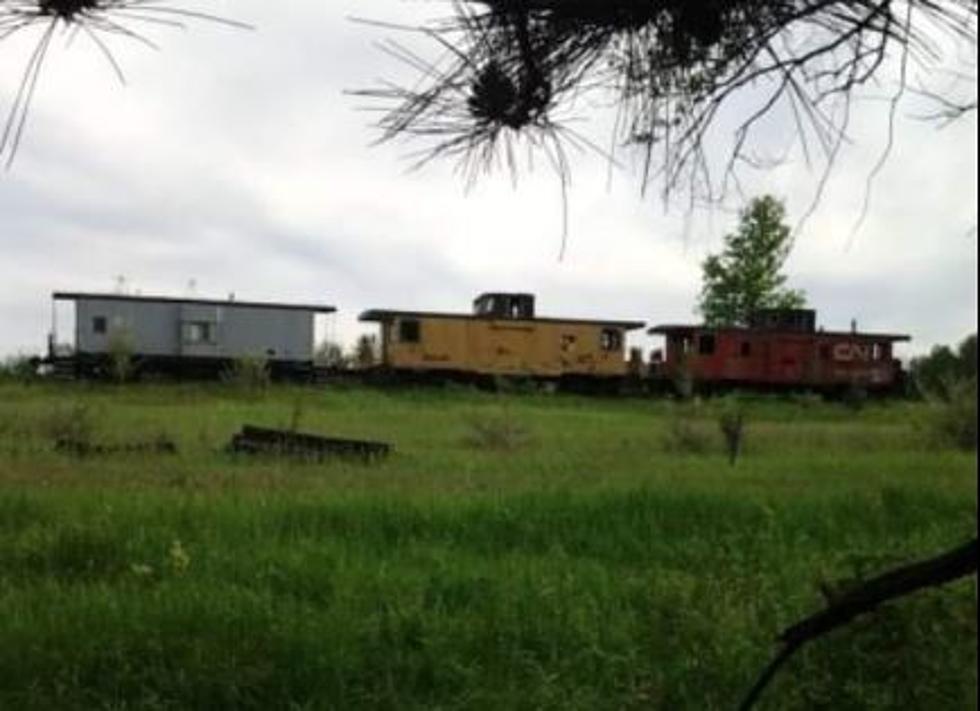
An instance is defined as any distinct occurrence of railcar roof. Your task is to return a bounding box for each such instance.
[53,292,336,314]
[648,324,910,341]
[360,309,645,330]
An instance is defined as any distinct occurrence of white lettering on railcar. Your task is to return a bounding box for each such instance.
[833,343,872,362]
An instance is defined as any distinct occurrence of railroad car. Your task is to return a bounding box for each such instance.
[359,292,645,387]
[46,292,336,379]
[648,308,910,394]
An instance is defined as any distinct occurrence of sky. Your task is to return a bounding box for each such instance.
[0,0,976,361]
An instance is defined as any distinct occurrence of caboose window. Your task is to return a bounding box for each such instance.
[92,316,107,334]
[399,319,421,343]
[600,329,622,352]
[740,341,751,357]
[698,334,716,355]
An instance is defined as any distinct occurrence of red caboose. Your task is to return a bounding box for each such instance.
[649,309,910,394]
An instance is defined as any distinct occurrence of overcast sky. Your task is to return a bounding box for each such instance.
[0,0,976,360]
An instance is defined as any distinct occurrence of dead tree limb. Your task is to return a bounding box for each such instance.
[358,1,978,205]
[738,537,979,711]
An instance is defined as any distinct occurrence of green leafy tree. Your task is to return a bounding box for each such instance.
[315,340,347,369]
[697,195,806,326]
[352,335,379,369]
[909,333,977,399]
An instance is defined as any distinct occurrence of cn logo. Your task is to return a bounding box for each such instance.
[833,343,871,362]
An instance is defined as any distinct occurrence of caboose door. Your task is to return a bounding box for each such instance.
[484,322,534,374]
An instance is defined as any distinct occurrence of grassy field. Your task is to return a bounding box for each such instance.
[0,381,975,710]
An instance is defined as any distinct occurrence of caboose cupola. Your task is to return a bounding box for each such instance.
[473,292,535,320]
[748,308,816,333]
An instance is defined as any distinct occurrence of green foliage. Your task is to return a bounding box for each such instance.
[492,375,540,395]
[909,333,977,399]
[923,377,977,451]
[315,340,347,369]
[38,402,98,446]
[718,399,747,466]
[0,383,974,708]
[0,355,38,384]
[461,409,532,451]
[222,355,271,394]
[107,328,135,383]
[698,195,806,326]
[353,334,379,369]
[908,334,976,450]
[671,355,695,400]
[842,383,869,412]
[661,410,713,454]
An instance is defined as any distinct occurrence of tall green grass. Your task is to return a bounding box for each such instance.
[0,382,975,709]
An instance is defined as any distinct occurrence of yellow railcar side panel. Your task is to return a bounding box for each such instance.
[384,316,628,377]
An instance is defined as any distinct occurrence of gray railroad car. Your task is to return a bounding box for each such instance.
[47,292,335,379]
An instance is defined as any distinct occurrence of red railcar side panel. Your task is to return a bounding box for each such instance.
[656,327,905,391]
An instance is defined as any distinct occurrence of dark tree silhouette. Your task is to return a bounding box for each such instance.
[358,1,977,205]
[0,0,251,166]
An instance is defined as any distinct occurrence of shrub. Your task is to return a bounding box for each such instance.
[662,412,713,455]
[315,340,347,369]
[718,401,746,466]
[842,384,868,412]
[107,328,135,383]
[0,355,39,383]
[39,403,98,447]
[287,397,305,433]
[923,377,977,451]
[461,410,532,452]
[909,333,977,399]
[672,364,695,401]
[492,375,539,395]
[352,335,379,369]
[222,355,271,394]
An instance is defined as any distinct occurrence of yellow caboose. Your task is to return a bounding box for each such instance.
[359,293,645,382]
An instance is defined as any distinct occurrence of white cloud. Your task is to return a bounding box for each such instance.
[0,1,975,361]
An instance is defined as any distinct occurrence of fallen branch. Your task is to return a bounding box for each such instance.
[739,537,979,710]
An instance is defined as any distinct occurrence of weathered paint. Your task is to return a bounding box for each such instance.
[362,304,644,379]
[62,294,330,363]
[650,319,909,391]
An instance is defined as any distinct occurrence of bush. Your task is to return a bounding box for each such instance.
[924,377,977,451]
[842,384,868,412]
[662,412,713,455]
[718,402,746,466]
[492,375,540,395]
[672,364,694,400]
[352,335,379,369]
[909,333,977,399]
[107,329,135,383]
[461,410,532,452]
[315,341,347,369]
[39,403,98,447]
[0,355,39,383]
[222,356,271,394]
